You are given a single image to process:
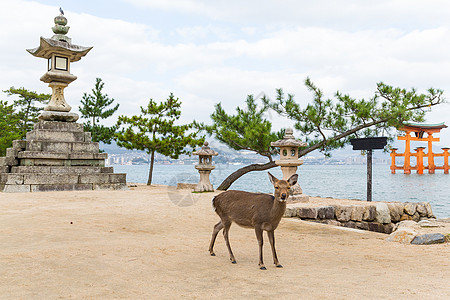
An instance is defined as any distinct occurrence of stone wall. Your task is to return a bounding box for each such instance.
[284,201,435,234]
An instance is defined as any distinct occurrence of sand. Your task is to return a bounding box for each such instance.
[0,184,449,299]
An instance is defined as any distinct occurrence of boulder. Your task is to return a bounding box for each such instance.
[387,203,403,223]
[296,207,318,219]
[411,233,446,245]
[362,205,376,221]
[335,205,352,222]
[375,203,391,224]
[418,220,443,228]
[283,207,297,218]
[404,202,417,215]
[416,203,427,217]
[386,229,417,244]
[317,206,335,219]
[424,202,434,218]
[350,206,364,222]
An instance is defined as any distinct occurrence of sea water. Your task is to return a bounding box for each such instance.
[111,164,450,219]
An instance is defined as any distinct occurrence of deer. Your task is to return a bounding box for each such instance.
[209,172,298,270]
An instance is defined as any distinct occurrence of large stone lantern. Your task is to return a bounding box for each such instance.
[271,128,309,202]
[193,142,218,192]
[27,10,92,122]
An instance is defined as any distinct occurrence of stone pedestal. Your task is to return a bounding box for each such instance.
[0,121,127,192]
[194,165,215,192]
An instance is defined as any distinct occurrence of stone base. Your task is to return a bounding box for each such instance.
[39,111,79,122]
[0,121,127,193]
[287,194,310,203]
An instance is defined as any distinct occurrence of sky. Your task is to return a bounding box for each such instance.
[1,0,450,150]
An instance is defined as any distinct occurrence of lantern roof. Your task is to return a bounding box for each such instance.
[193,142,218,156]
[271,128,307,147]
[26,10,92,61]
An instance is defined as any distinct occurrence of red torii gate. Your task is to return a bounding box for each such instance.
[390,123,449,174]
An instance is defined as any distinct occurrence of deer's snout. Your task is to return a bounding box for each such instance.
[281,193,287,200]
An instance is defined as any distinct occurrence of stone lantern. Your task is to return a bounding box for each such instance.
[271,128,309,202]
[193,142,218,192]
[27,10,92,122]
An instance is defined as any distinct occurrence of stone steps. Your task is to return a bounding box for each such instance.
[0,120,127,193]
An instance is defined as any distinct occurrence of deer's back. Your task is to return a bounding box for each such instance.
[212,190,280,228]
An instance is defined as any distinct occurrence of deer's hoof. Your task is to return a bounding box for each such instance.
[210,253,216,256]
[260,266,267,270]
[231,260,237,264]
[276,264,283,268]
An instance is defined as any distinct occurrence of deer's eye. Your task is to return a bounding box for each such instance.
[275,186,279,189]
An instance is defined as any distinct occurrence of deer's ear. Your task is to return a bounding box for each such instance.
[268,172,278,185]
[288,174,298,186]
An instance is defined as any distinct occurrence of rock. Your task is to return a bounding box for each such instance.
[317,206,335,219]
[412,212,420,222]
[283,207,297,218]
[320,219,341,226]
[357,222,369,231]
[404,202,417,215]
[386,229,417,244]
[383,223,395,234]
[350,206,364,222]
[375,203,391,224]
[411,233,446,245]
[424,202,434,218]
[396,220,420,231]
[296,207,318,219]
[335,205,352,222]
[400,214,413,221]
[416,203,427,217]
[362,205,376,221]
[343,221,357,229]
[387,203,403,223]
[418,220,443,228]
[368,222,384,233]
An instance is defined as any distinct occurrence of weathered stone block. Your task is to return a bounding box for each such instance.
[84,132,92,142]
[93,153,108,159]
[79,174,110,184]
[31,183,93,192]
[320,219,341,226]
[26,141,43,151]
[411,233,446,245]
[69,153,94,160]
[21,158,65,166]
[33,121,83,132]
[296,207,318,219]
[6,174,24,185]
[404,202,417,215]
[11,166,52,173]
[283,207,297,217]
[72,142,99,153]
[335,205,352,222]
[24,174,79,185]
[351,206,364,222]
[93,183,128,191]
[383,223,395,234]
[44,142,71,153]
[6,148,18,158]
[3,185,31,193]
[68,159,105,167]
[18,151,69,160]
[109,173,127,184]
[317,206,335,219]
[101,167,114,173]
[27,130,86,142]
[0,166,9,173]
[343,221,358,229]
[12,140,26,150]
[416,203,427,217]
[0,157,18,166]
[375,203,391,224]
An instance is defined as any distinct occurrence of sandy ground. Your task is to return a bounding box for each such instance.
[0,185,449,299]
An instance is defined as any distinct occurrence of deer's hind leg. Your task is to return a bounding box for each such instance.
[209,221,223,256]
[222,221,236,264]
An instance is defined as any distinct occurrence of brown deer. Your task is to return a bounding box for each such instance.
[209,172,298,270]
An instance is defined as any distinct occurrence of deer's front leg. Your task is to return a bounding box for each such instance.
[255,226,266,270]
[268,230,282,268]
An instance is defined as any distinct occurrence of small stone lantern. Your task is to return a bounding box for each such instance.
[27,9,92,123]
[193,142,218,192]
[271,128,309,202]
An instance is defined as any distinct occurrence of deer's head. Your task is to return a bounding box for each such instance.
[268,172,298,202]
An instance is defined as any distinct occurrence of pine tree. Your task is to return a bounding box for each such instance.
[115,93,204,185]
[79,78,120,144]
[3,87,50,136]
[0,100,22,156]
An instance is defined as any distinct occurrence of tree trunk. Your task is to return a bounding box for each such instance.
[147,150,155,185]
[217,160,277,190]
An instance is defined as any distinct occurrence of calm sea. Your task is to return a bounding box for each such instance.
[111,164,450,219]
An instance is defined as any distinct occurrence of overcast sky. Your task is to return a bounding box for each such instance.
[1,0,449,148]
